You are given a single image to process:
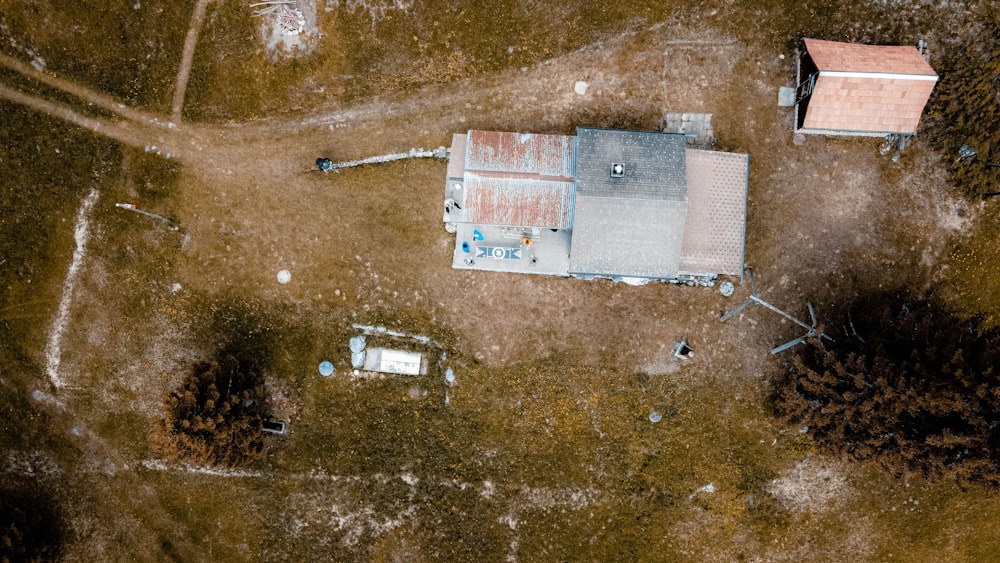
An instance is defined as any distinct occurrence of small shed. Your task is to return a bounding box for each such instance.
[795,39,938,137]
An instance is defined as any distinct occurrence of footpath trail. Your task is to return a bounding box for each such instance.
[171,0,213,124]
[0,52,167,126]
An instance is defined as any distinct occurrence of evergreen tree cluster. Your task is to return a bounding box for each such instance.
[775,293,1000,484]
[152,355,267,468]
[0,485,62,563]
[923,20,1000,200]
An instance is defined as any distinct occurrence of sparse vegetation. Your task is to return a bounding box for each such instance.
[923,19,1000,200]
[152,355,267,468]
[775,293,1000,484]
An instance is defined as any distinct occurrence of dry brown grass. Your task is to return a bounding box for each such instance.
[4,0,1000,560]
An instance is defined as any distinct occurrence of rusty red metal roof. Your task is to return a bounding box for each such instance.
[464,174,573,228]
[457,130,576,228]
[804,39,936,76]
[465,130,575,179]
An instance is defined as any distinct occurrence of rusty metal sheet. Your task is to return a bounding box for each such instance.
[465,130,575,179]
[464,173,573,228]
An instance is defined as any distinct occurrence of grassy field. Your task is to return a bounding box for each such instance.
[3,0,1000,560]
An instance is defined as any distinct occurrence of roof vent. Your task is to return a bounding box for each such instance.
[610,163,625,178]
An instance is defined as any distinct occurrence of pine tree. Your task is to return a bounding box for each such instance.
[775,293,1000,484]
[923,22,1000,200]
[152,355,267,468]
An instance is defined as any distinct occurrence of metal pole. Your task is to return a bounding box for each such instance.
[720,297,755,322]
[115,203,179,230]
[749,295,815,332]
[771,335,809,354]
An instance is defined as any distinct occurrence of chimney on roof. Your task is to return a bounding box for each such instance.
[610,163,625,178]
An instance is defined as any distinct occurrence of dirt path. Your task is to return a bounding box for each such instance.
[1,20,968,372]
[1,22,775,414]
[171,0,213,123]
[0,53,166,126]
[7,26,737,385]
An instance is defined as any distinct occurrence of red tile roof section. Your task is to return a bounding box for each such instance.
[804,39,936,75]
[802,74,937,133]
[680,149,748,275]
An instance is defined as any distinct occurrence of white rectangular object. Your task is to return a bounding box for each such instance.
[364,348,425,376]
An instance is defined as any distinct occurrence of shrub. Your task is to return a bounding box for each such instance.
[0,485,62,563]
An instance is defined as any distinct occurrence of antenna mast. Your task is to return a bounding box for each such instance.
[720,268,832,354]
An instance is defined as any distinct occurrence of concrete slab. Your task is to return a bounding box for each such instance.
[778,86,796,107]
[443,179,467,222]
[661,113,715,147]
[450,223,571,276]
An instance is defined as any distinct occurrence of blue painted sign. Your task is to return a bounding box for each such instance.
[476,246,522,260]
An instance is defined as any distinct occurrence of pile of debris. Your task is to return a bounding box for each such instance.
[250,1,305,36]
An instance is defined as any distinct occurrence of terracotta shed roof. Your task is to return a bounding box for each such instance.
[800,39,938,135]
[804,39,936,76]
[801,74,937,133]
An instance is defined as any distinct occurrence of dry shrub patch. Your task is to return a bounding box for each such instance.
[0,480,64,563]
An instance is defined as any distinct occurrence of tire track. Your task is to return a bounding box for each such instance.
[0,52,170,127]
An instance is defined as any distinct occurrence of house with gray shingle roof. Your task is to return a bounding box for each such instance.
[442,127,749,285]
[795,39,938,137]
